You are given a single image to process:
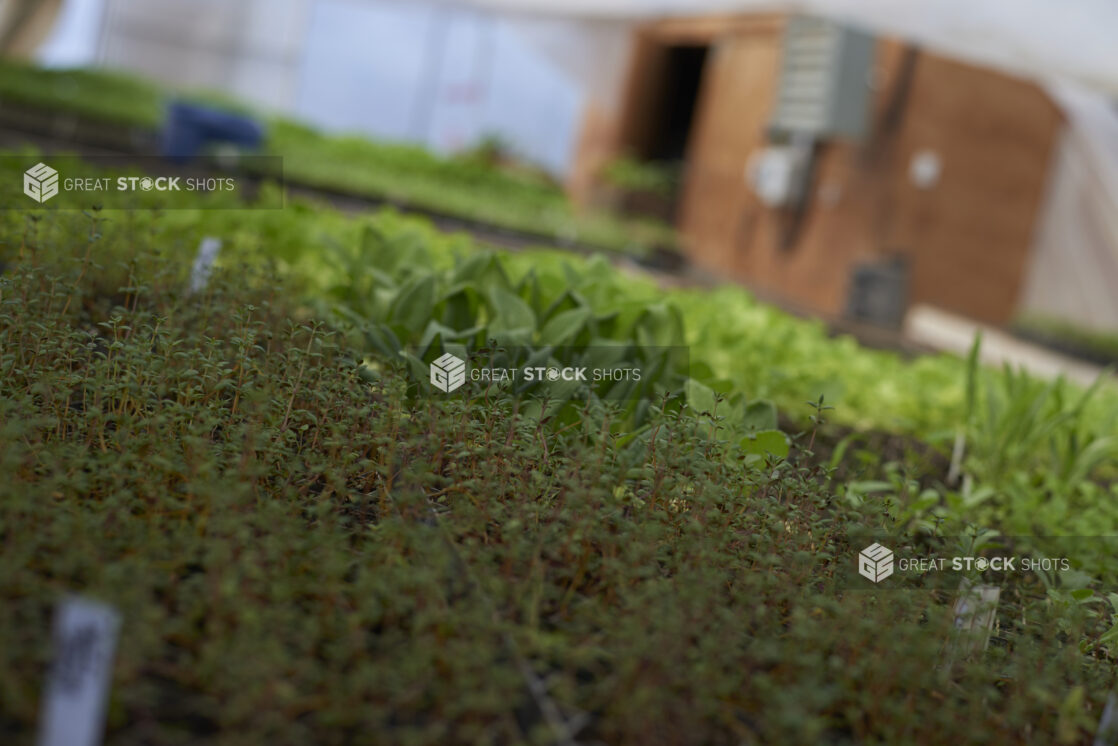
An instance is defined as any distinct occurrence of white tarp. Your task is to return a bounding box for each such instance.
[96,0,312,111]
[459,0,1118,98]
[501,16,632,105]
[1018,84,1118,331]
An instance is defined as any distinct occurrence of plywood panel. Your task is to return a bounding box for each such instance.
[569,18,1062,326]
[678,23,882,316]
[677,30,1062,324]
[883,55,1064,323]
[643,14,783,45]
[568,101,621,207]
[677,31,783,278]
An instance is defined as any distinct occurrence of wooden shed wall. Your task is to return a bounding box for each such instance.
[575,16,1065,325]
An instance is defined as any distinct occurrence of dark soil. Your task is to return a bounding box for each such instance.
[783,414,952,490]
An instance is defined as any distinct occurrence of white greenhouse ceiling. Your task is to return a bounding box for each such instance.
[454,0,1118,96]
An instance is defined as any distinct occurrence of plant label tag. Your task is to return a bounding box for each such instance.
[190,236,223,293]
[37,596,121,746]
[949,578,1000,659]
[1095,690,1118,746]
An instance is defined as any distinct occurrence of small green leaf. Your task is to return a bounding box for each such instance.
[742,399,778,432]
[739,430,789,460]
[388,275,437,335]
[538,307,590,345]
[487,287,536,334]
[685,378,717,415]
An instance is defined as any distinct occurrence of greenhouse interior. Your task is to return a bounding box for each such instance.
[3,1,1118,744]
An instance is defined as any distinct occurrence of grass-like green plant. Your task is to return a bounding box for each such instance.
[0,59,164,128]
[878,337,1118,583]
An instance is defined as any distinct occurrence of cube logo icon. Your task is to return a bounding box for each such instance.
[24,162,60,203]
[430,353,466,393]
[858,543,894,583]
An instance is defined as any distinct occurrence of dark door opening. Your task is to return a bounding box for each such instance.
[644,44,708,164]
[610,41,710,224]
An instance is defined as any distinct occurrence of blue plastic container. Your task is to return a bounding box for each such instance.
[161,102,264,162]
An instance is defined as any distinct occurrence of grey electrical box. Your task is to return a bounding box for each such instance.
[770,16,876,140]
[845,256,909,328]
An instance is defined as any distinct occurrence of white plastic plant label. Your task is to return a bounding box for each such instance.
[189,236,223,293]
[37,596,121,746]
